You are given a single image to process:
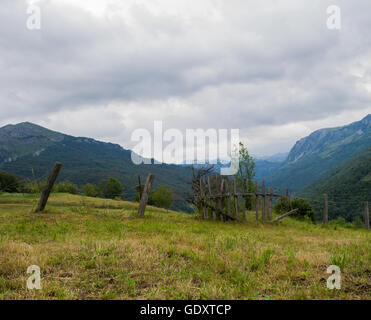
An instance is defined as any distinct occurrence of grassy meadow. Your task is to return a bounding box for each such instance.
[0,193,369,300]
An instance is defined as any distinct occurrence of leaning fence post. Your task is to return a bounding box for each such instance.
[255,181,259,221]
[323,194,328,225]
[364,201,370,230]
[36,162,62,212]
[138,173,155,217]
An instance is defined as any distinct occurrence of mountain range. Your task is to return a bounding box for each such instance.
[0,122,193,212]
[264,114,371,193]
[298,146,371,221]
[0,114,370,218]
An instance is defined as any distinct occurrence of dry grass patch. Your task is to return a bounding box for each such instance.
[0,193,369,300]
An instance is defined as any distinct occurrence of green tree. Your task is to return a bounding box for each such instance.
[151,185,174,211]
[55,181,79,194]
[274,196,316,222]
[0,170,22,193]
[234,142,256,210]
[82,183,100,197]
[99,178,123,199]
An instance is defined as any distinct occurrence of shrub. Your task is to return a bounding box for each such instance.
[290,198,317,222]
[274,196,316,222]
[0,170,22,193]
[151,185,174,211]
[99,178,123,199]
[82,183,100,197]
[273,196,291,214]
[55,181,79,194]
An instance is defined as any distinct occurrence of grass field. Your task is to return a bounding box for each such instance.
[0,193,369,300]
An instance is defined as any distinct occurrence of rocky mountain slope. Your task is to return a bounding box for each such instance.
[265,114,371,193]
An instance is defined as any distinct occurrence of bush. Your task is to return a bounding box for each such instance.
[290,198,317,222]
[151,185,174,211]
[82,183,100,197]
[55,181,79,194]
[99,178,123,199]
[352,216,364,229]
[0,170,22,193]
[273,196,291,214]
[26,180,47,193]
[274,196,316,222]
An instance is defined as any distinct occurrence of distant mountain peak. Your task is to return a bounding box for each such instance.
[265,114,371,193]
[361,113,371,126]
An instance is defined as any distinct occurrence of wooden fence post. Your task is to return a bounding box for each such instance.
[255,181,259,221]
[208,176,216,221]
[364,201,370,230]
[323,194,328,225]
[261,180,266,221]
[224,179,231,219]
[36,162,62,212]
[138,174,155,217]
[200,179,208,219]
[233,178,239,220]
[268,187,273,220]
[215,174,220,221]
[242,195,246,220]
[199,179,204,219]
[219,179,225,222]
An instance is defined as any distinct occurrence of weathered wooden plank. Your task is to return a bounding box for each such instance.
[272,208,299,223]
[205,192,283,199]
[36,162,62,212]
[138,174,155,217]
[203,201,238,221]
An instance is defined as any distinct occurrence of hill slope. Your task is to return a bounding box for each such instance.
[298,147,371,221]
[0,122,193,211]
[0,193,369,300]
[265,114,371,193]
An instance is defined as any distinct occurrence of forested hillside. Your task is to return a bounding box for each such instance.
[298,147,371,221]
[265,115,371,193]
[0,122,193,212]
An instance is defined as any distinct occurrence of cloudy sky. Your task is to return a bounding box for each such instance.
[1,0,371,160]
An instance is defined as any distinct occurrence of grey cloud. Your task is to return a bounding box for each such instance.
[0,0,371,155]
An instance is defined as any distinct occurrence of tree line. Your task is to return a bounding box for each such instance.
[0,170,175,211]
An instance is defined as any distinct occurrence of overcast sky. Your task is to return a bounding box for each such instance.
[1,0,371,159]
